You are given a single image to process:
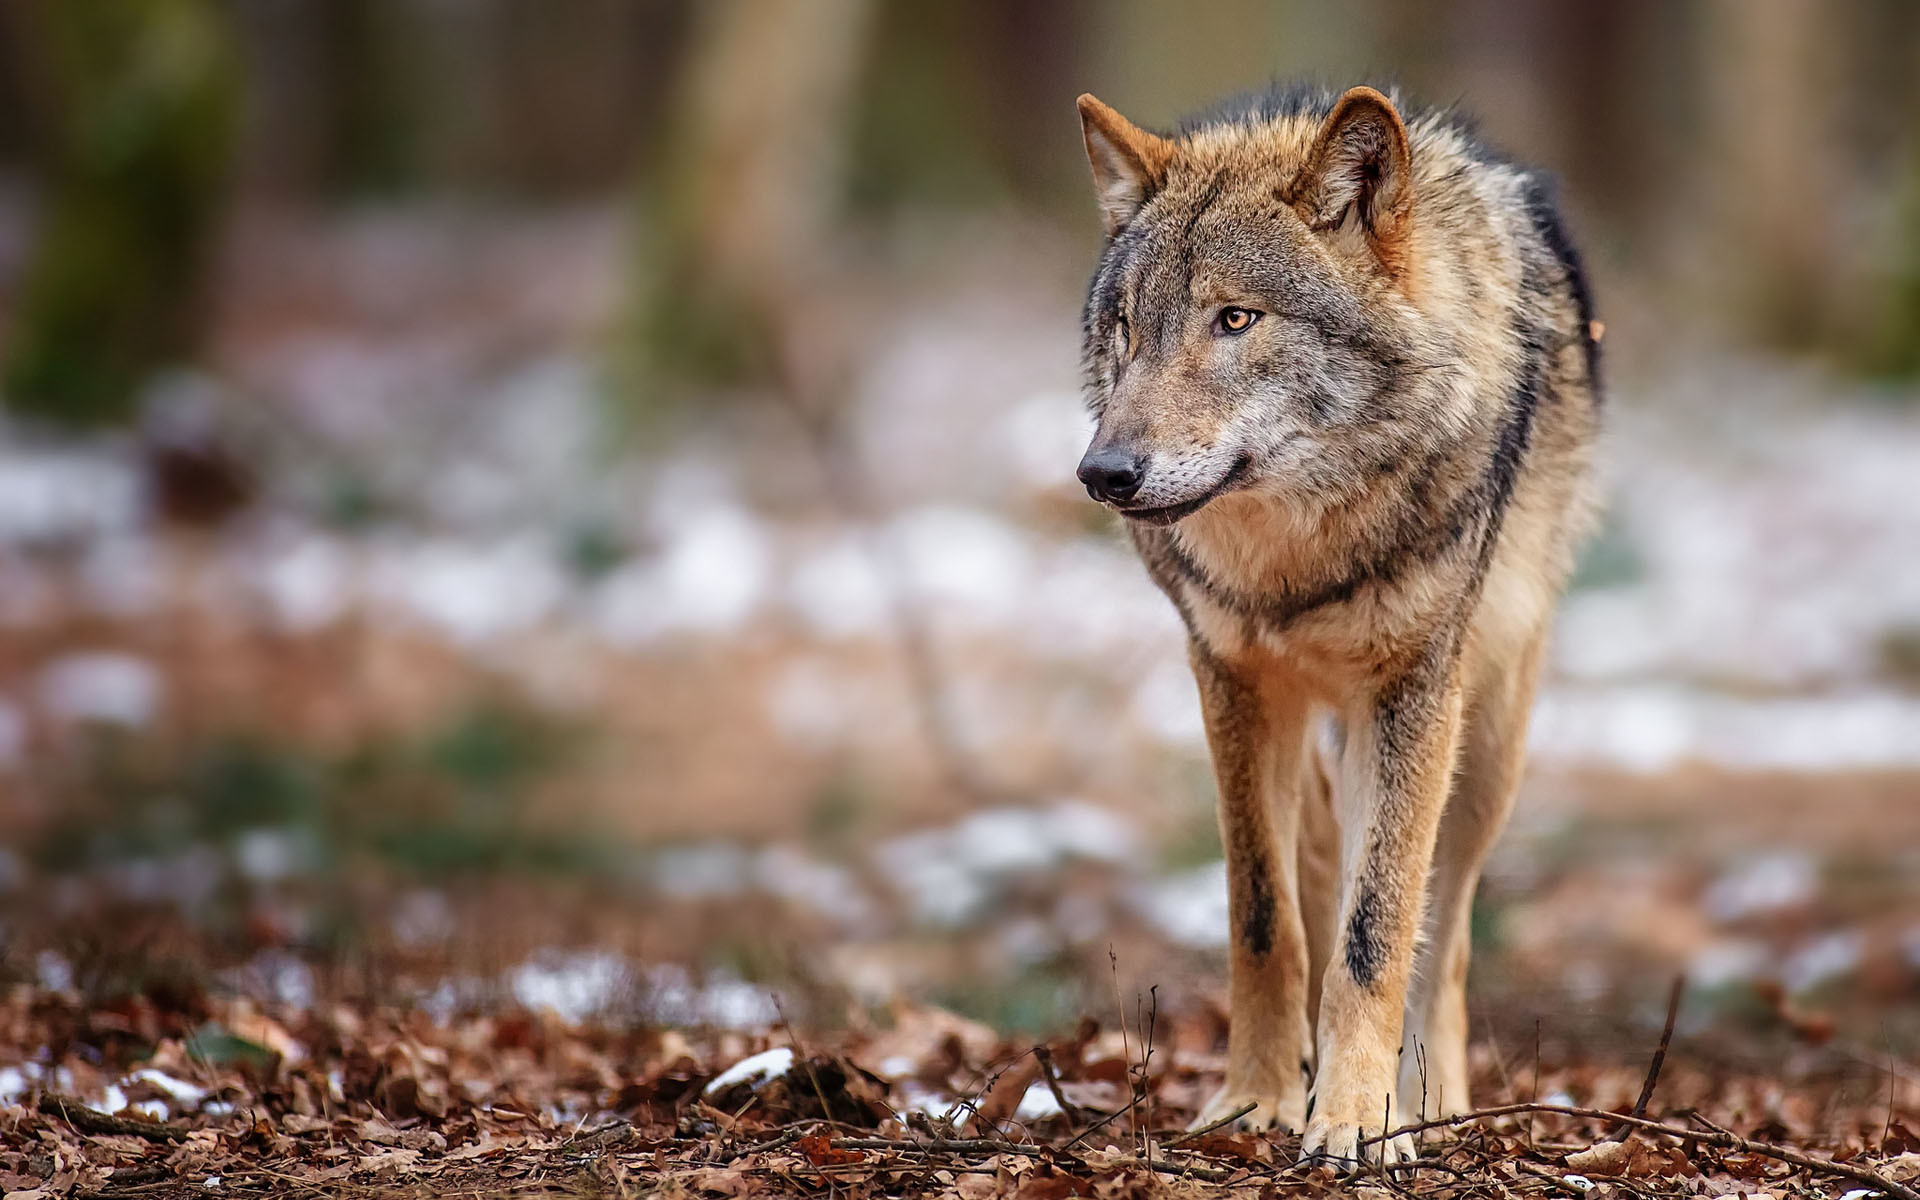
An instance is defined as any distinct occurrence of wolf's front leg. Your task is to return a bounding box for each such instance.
[1189,647,1313,1133]
[1303,657,1464,1167]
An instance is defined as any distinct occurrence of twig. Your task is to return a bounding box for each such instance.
[1062,1092,1144,1150]
[1483,1015,1517,1109]
[1032,1045,1082,1125]
[36,1093,187,1142]
[1107,947,1137,1152]
[1161,1100,1258,1148]
[1139,984,1158,1168]
[1359,1100,1920,1200]
[1530,1018,1542,1150]
[1630,975,1683,1122]
[723,1125,810,1162]
[772,997,838,1128]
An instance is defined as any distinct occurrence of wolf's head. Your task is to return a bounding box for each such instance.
[1074,87,1450,526]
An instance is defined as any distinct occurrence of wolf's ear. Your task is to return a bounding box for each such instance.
[1296,87,1413,273]
[1077,94,1172,237]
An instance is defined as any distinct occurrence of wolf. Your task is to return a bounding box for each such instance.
[1071,84,1600,1165]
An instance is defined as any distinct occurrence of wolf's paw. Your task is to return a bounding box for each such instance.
[1191,1083,1306,1133]
[1299,1114,1415,1170]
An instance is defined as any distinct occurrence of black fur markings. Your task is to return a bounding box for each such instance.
[1343,879,1384,986]
[1240,849,1277,957]
[1521,175,1601,395]
[1464,280,1551,587]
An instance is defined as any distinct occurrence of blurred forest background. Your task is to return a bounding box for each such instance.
[1,0,1919,1077]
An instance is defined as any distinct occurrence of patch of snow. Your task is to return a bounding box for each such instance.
[252,531,352,632]
[234,828,316,884]
[997,916,1059,967]
[786,532,890,640]
[1041,801,1140,865]
[1012,1081,1065,1121]
[130,1067,207,1108]
[1020,540,1181,661]
[1131,656,1205,747]
[100,1084,129,1114]
[696,977,782,1030]
[702,1047,795,1095]
[0,443,142,546]
[370,535,563,646]
[37,652,161,727]
[0,1063,41,1101]
[1702,854,1817,922]
[640,964,778,1029]
[874,803,1141,929]
[593,505,771,645]
[1783,932,1863,994]
[889,506,1031,632]
[1529,686,1920,773]
[875,1055,918,1080]
[1000,392,1092,494]
[223,949,317,1013]
[509,950,629,1025]
[895,1081,958,1120]
[1131,862,1230,949]
[37,949,74,992]
[1688,940,1768,990]
[754,846,876,931]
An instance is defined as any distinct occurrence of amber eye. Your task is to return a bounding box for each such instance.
[1216,307,1260,335]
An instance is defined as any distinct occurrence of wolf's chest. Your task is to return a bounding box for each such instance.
[1145,511,1453,678]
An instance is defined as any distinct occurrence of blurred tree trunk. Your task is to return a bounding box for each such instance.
[627,0,874,397]
[1698,0,1840,348]
[2,0,239,428]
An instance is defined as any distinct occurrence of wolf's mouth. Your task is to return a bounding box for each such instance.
[1113,455,1252,526]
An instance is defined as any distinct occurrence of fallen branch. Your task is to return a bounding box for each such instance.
[37,1093,187,1143]
[1361,1101,1919,1200]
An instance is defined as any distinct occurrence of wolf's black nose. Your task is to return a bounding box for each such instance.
[1077,448,1145,503]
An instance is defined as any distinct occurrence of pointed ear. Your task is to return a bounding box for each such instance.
[1294,87,1414,273]
[1077,94,1172,237]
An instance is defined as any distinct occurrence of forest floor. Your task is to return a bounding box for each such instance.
[4,957,1920,1200]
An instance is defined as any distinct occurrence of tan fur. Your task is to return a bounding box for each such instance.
[1072,86,1600,1166]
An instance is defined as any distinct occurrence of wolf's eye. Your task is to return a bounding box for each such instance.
[1113,315,1131,355]
[1215,307,1260,336]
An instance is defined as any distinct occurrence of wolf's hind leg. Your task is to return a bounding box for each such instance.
[1398,633,1546,1120]
[1189,646,1313,1133]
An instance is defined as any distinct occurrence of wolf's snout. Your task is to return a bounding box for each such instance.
[1077,447,1145,503]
